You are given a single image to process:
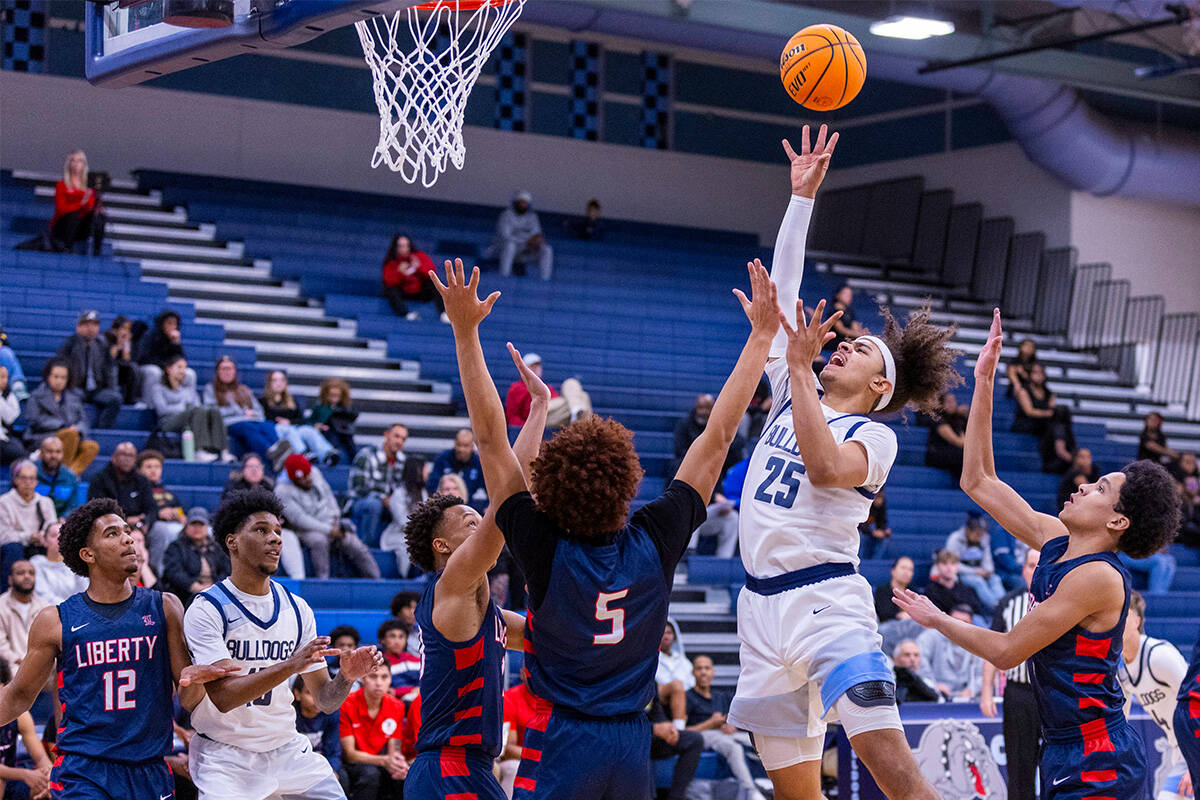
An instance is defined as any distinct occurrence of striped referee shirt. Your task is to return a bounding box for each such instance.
[991,586,1032,684]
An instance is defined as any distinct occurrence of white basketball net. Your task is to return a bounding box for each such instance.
[356,0,526,187]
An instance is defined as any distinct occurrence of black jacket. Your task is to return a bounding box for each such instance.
[86,464,157,520]
[895,667,940,703]
[56,333,115,392]
[161,537,231,602]
[137,312,186,367]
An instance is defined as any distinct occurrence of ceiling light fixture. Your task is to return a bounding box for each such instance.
[869,15,956,40]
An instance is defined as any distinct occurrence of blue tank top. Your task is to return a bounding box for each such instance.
[1028,536,1131,739]
[1178,628,1200,717]
[524,529,669,717]
[414,575,506,757]
[56,587,173,762]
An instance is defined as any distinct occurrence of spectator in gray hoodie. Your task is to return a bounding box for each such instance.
[149,355,230,462]
[276,455,379,580]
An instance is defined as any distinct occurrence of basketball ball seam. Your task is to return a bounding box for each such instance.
[780,28,836,83]
[830,26,848,109]
[781,43,836,90]
[799,42,837,108]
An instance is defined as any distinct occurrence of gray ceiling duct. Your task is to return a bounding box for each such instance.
[523,1,1200,206]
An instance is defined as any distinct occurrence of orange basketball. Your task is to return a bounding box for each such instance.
[780,24,866,111]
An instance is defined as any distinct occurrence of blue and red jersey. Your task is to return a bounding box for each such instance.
[413,574,506,758]
[55,586,174,762]
[1176,629,1200,781]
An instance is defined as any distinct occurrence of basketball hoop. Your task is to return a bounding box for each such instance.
[356,0,526,187]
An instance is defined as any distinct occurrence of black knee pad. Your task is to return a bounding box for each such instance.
[845,680,896,708]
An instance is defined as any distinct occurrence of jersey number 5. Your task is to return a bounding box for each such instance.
[753,455,804,508]
[593,589,629,645]
[102,669,137,711]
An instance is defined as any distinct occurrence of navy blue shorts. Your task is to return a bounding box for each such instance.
[404,747,506,800]
[50,752,174,800]
[1039,721,1147,800]
[514,705,650,800]
[1174,698,1200,785]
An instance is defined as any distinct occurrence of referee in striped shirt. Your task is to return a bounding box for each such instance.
[980,547,1041,800]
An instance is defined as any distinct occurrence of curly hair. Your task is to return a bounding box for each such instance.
[1114,460,1182,558]
[60,497,124,577]
[389,590,420,618]
[404,494,466,573]
[530,416,645,538]
[377,619,408,643]
[212,488,284,554]
[876,303,964,415]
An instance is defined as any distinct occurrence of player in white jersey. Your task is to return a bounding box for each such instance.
[1120,591,1194,800]
[183,488,385,800]
[725,125,961,800]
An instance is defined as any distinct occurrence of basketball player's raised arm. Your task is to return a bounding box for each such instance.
[0,607,60,725]
[768,124,837,362]
[894,560,1121,670]
[501,609,525,652]
[961,310,1066,550]
[675,261,779,502]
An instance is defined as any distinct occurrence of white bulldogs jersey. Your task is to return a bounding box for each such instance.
[1119,634,1188,747]
[184,578,325,753]
[739,358,897,578]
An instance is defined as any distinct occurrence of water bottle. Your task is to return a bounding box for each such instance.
[182,429,196,462]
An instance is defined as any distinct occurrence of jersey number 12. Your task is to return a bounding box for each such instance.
[593,589,629,645]
[102,669,137,711]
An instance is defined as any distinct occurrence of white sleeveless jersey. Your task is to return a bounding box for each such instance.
[739,358,898,578]
[1119,634,1188,747]
[184,578,325,753]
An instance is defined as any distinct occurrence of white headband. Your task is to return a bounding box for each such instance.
[856,335,896,411]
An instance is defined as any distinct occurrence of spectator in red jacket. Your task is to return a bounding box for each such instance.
[49,150,105,255]
[339,662,408,799]
[503,353,591,428]
[381,233,443,322]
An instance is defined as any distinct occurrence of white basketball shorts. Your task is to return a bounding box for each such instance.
[189,731,346,800]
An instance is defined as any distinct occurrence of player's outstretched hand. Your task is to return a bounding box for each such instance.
[891,588,945,629]
[339,644,387,683]
[507,342,551,405]
[778,298,841,374]
[782,123,838,199]
[431,258,500,331]
[732,259,781,340]
[1178,770,1192,797]
[179,663,242,686]
[287,637,341,673]
[975,308,1004,383]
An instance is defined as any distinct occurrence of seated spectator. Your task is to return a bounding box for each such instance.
[485,190,553,280]
[137,310,197,406]
[989,524,1028,592]
[377,620,420,701]
[0,329,29,401]
[349,424,411,547]
[878,616,926,663]
[433,473,468,501]
[424,428,486,511]
[917,605,984,701]
[924,392,967,479]
[1005,337,1040,395]
[858,489,892,560]
[221,452,274,499]
[655,620,693,729]
[669,394,744,481]
[1057,447,1099,511]
[0,654,54,797]
[137,449,185,573]
[129,527,159,590]
[378,459,428,579]
[380,233,442,322]
[56,310,123,430]
[500,672,538,796]
[0,561,51,667]
[1119,543,1177,594]
[105,315,139,404]
[1138,411,1179,464]
[150,355,229,463]
[649,695,703,800]
[873,555,914,623]
[1011,364,1074,473]
[35,435,80,517]
[48,150,105,254]
[261,371,338,466]
[503,353,592,428]
[160,507,231,603]
[388,592,422,657]
[569,198,603,241]
[826,284,866,351]
[327,625,361,679]
[339,661,408,799]
[307,378,359,464]
[944,512,1004,614]
[202,356,290,471]
[1173,452,1200,547]
[276,454,379,580]
[0,367,24,467]
[0,462,56,582]
[23,358,100,474]
[924,550,983,617]
[688,491,738,559]
[892,639,941,703]
[293,676,342,779]
[87,441,157,533]
[684,655,765,800]
[30,520,88,605]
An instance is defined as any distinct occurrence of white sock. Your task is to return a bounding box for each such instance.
[673,719,686,730]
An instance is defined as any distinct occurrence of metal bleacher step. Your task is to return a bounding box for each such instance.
[32,183,164,209]
[139,259,274,282]
[190,298,327,318]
